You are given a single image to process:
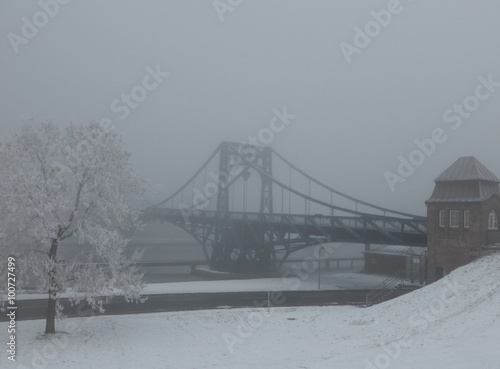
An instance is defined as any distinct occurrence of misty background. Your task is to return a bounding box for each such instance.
[1,0,500,217]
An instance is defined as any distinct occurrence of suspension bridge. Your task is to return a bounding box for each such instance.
[143,142,427,273]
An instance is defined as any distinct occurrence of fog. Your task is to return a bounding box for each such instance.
[2,0,500,216]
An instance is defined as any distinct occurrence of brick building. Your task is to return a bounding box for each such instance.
[426,156,500,283]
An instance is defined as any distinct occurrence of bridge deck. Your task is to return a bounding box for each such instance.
[144,208,427,247]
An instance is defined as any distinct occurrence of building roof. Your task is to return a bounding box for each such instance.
[427,157,500,203]
[434,156,499,182]
[426,181,500,203]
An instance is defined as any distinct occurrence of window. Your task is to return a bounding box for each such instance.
[449,210,459,228]
[439,210,445,228]
[488,210,498,230]
[464,210,470,228]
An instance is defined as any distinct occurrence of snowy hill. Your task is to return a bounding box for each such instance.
[1,253,499,369]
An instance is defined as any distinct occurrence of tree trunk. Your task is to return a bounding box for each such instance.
[45,239,58,334]
[45,288,56,334]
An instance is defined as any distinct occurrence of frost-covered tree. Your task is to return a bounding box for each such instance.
[0,122,148,333]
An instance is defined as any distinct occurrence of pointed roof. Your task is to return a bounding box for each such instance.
[427,156,500,203]
[434,156,499,183]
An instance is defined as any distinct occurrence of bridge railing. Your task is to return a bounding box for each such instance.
[146,208,427,236]
[365,270,406,307]
[283,257,364,270]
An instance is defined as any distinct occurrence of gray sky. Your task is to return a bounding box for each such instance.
[1,0,500,216]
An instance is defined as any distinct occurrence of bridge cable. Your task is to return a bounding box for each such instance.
[272,149,424,219]
[166,161,257,214]
[288,166,292,214]
[146,144,221,209]
[234,150,424,220]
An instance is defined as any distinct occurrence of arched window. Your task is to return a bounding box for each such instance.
[488,210,498,230]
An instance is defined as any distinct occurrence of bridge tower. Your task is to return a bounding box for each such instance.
[210,142,275,272]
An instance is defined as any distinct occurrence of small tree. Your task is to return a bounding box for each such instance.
[0,122,148,333]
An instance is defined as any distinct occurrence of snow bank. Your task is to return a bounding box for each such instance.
[1,253,499,369]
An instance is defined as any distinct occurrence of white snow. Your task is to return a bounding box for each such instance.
[1,253,499,369]
[10,271,390,301]
[142,271,390,294]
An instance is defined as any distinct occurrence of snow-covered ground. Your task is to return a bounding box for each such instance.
[12,270,389,301]
[2,253,499,369]
[143,271,390,294]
